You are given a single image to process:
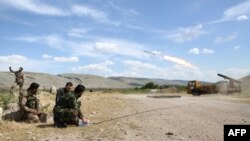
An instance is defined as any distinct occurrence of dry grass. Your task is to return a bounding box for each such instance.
[0,91,127,141]
[0,121,30,132]
[38,91,55,115]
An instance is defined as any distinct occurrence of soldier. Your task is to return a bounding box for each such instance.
[9,66,24,95]
[53,84,88,128]
[19,82,43,123]
[55,82,73,104]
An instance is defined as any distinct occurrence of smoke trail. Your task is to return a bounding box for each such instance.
[144,50,195,68]
[163,55,194,68]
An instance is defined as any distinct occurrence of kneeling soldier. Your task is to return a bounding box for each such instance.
[53,84,87,128]
[19,82,43,123]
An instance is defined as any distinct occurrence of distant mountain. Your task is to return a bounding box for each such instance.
[59,73,132,89]
[0,72,187,90]
[107,77,187,87]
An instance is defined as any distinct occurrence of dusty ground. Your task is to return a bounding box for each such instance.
[0,92,250,141]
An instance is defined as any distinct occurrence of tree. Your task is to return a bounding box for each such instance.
[141,82,159,89]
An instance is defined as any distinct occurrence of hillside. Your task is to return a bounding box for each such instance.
[0,72,187,90]
[240,75,250,95]
[107,77,187,87]
[60,73,132,89]
[0,72,74,90]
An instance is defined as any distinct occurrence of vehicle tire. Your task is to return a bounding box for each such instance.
[192,90,200,96]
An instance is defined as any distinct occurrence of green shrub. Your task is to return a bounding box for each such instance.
[141,82,159,89]
[0,93,16,108]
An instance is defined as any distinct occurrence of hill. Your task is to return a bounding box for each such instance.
[0,72,73,90]
[107,77,187,87]
[0,72,187,90]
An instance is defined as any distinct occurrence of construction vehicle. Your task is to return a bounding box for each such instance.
[187,74,241,95]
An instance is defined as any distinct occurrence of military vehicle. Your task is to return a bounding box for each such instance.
[187,80,217,96]
[216,73,241,93]
[187,74,241,96]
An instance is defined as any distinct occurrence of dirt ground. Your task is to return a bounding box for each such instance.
[0,92,250,141]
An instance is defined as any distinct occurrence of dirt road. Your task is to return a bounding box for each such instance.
[0,93,250,141]
[119,95,250,141]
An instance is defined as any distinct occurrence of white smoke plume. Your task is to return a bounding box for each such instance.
[145,50,195,68]
[163,55,194,68]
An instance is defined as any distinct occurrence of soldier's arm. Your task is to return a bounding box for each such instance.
[9,67,14,73]
[55,90,60,103]
[19,94,39,115]
[20,97,30,111]
[78,109,84,119]
[55,89,63,103]
[20,97,40,114]
[76,101,83,119]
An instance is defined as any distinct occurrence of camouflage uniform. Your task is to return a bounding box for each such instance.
[55,88,69,104]
[53,92,83,125]
[9,67,24,95]
[19,89,41,123]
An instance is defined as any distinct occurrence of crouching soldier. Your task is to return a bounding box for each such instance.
[19,82,43,123]
[53,84,88,128]
[55,82,73,104]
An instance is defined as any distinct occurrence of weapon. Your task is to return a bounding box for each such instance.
[217,73,241,93]
[217,74,241,83]
[144,51,157,56]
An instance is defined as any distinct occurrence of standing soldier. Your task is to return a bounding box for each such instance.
[9,66,24,95]
[19,82,43,123]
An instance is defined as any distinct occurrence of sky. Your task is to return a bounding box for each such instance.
[0,0,250,82]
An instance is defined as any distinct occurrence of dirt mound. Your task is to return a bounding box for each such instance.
[147,87,181,98]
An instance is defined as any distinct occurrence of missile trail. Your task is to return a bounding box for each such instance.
[144,50,194,68]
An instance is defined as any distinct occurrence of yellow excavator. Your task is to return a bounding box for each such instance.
[187,74,241,96]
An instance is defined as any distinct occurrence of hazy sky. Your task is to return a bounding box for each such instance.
[0,0,250,81]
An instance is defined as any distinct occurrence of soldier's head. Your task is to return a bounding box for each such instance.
[65,82,73,92]
[74,84,85,99]
[19,67,23,72]
[28,82,40,94]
